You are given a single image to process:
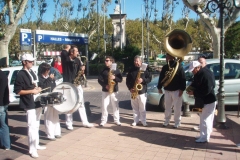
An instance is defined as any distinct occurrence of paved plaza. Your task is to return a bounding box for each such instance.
[1,78,240,160]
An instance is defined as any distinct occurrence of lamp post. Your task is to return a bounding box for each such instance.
[188,0,240,129]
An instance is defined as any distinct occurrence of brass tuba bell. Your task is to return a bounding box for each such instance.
[161,29,192,87]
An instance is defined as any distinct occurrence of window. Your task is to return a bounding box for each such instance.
[206,63,220,80]
[225,63,240,79]
[10,70,19,85]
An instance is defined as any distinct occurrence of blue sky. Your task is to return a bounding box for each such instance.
[23,0,199,23]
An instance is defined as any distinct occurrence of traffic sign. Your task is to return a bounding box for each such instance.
[20,29,32,46]
[35,30,88,45]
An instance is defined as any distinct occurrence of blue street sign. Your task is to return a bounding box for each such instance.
[20,29,32,46]
[35,30,88,45]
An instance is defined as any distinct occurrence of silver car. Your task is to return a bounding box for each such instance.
[147,59,240,111]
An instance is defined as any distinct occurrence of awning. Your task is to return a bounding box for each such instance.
[44,51,61,56]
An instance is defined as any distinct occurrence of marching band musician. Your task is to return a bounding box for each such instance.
[37,63,61,141]
[157,54,186,128]
[61,45,94,130]
[126,55,152,127]
[186,61,216,143]
[98,56,123,127]
[14,54,46,158]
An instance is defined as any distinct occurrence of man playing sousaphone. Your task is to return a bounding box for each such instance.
[126,55,152,127]
[157,54,186,128]
[98,56,123,127]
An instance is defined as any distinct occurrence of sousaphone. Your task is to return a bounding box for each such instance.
[161,29,192,87]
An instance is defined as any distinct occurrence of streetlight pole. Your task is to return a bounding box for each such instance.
[188,0,240,129]
[142,4,144,61]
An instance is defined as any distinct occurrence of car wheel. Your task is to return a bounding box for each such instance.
[158,95,165,111]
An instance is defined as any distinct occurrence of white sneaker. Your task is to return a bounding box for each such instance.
[131,122,137,126]
[115,122,121,126]
[83,123,94,128]
[163,121,169,127]
[193,126,200,131]
[37,145,46,150]
[195,136,201,139]
[142,122,148,127]
[67,126,74,130]
[31,152,39,158]
[100,122,105,127]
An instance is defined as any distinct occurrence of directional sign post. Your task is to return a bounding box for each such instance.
[20,29,32,51]
[35,30,88,45]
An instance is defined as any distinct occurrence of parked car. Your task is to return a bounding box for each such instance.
[147,59,240,111]
[9,60,22,67]
[1,66,63,106]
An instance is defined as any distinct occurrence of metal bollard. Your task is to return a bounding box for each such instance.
[84,101,92,116]
[238,92,240,117]
[182,102,191,117]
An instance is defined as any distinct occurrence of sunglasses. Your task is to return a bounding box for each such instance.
[26,61,34,63]
[105,60,111,62]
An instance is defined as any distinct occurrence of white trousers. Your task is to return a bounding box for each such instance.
[44,107,61,139]
[26,107,42,154]
[101,92,120,124]
[199,102,216,141]
[131,93,147,124]
[65,85,89,128]
[164,90,182,125]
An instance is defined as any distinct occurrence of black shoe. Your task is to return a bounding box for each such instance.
[55,135,62,139]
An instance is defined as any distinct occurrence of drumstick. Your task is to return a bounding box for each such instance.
[41,87,51,92]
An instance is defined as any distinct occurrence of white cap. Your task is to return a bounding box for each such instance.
[188,61,201,72]
[21,54,35,61]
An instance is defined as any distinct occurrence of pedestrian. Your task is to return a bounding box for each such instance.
[0,69,11,150]
[51,56,57,67]
[38,63,61,141]
[157,54,186,128]
[14,54,46,158]
[53,56,62,74]
[98,56,123,126]
[193,56,209,131]
[61,45,94,130]
[186,61,216,143]
[126,55,152,126]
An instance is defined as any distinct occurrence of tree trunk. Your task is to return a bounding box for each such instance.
[210,27,221,59]
[0,40,9,67]
[0,24,18,66]
[0,0,28,66]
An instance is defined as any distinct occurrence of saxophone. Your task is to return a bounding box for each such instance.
[131,69,143,99]
[74,69,84,86]
[108,69,116,94]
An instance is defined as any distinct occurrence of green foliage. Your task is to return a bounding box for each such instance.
[225,21,240,58]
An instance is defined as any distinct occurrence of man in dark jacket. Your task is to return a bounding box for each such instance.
[14,54,46,158]
[0,70,10,150]
[98,56,123,126]
[186,61,216,143]
[61,45,93,130]
[157,54,186,128]
[126,55,152,126]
